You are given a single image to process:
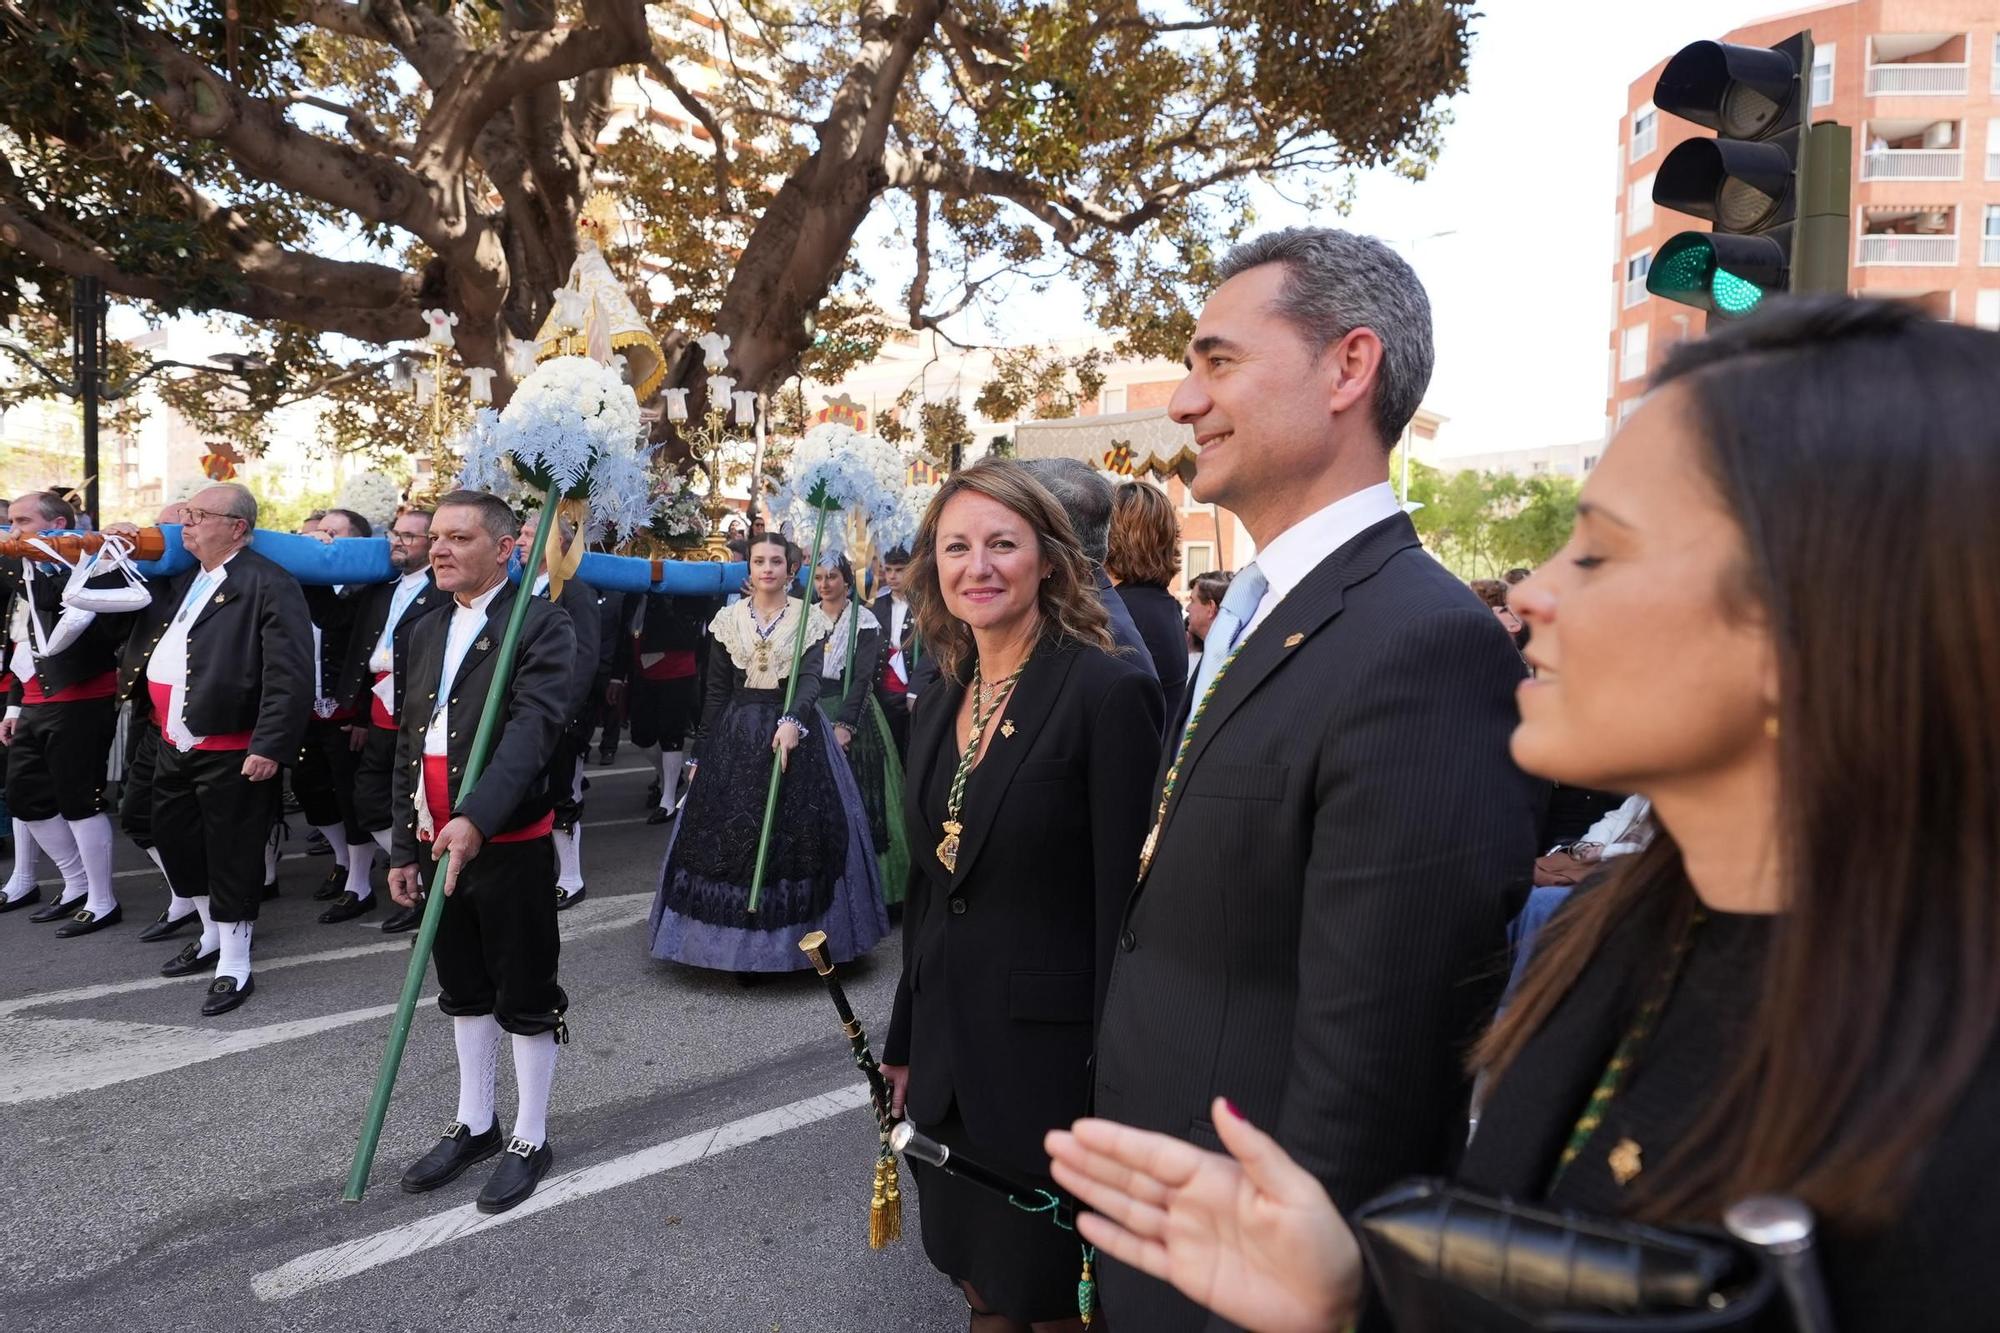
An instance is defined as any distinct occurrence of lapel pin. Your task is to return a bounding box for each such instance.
[475,637,492,651]
[214,593,226,604]
[1001,720,1016,739]
[1283,632,1304,648]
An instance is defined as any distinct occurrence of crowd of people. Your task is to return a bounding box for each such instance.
[5,225,1999,1329]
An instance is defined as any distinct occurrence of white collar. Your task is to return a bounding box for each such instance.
[452,580,505,616]
[1248,482,1401,617]
[397,568,430,590]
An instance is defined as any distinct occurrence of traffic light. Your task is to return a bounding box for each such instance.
[1645,31,1844,316]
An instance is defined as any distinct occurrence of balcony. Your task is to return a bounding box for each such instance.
[1866,62,1968,95]
[1861,149,1962,179]
[1623,275,1648,308]
[1985,236,2000,266]
[1858,233,1958,265]
[1989,152,2000,180]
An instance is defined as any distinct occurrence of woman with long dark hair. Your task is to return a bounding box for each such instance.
[881,458,1164,1332]
[1045,298,2000,1331]
[647,533,887,976]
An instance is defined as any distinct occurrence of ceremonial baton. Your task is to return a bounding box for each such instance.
[797,929,902,1247]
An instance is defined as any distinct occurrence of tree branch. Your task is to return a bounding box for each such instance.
[645,51,736,215]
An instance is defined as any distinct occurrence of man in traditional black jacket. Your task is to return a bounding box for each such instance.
[295,507,380,924]
[114,483,313,1016]
[1092,229,1544,1330]
[388,490,575,1215]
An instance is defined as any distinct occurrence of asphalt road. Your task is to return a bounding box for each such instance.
[0,763,964,1332]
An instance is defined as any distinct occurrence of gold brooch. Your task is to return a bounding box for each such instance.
[214,593,226,604]
[1283,632,1304,648]
[1000,720,1015,739]
[1609,1137,1644,1186]
[475,637,491,651]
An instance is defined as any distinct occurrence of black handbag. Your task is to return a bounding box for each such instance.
[1352,1179,1784,1332]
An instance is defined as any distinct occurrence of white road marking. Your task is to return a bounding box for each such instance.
[250,1083,873,1302]
[0,1003,410,1105]
[0,895,647,1017]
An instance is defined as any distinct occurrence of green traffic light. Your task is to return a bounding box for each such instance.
[1710,266,1765,315]
[1646,232,1785,318]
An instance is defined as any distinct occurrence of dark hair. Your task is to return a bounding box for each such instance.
[12,490,75,528]
[815,552,856,593]
[882,544,912,566]
[322,507,374,538]
[1106,481,1181,586]
[433,489,519,542]
[1189,570,1233,605]
[1502,567,1532,585]
[303,508,327,525]
[1020,457,1113,562]
[748,531,800,569]
[907,457,1114,682]
[1480,297,2000,1228]
[1467,578,1510,611]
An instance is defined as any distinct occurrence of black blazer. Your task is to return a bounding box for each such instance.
[540,576,602,733]
[336,574,446,719]
[303,582,366,710]
[1112,579,1187,727]
[882,638,1163,1174]
[389,581,576,864]
[1093,512,1544,1330]
[119,546,313,761]
[1,555,133,704]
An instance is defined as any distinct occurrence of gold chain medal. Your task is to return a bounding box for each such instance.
[1137,642,1246,879]
[937,661,1027,873]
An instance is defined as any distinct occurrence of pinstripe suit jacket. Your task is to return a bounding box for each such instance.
[1092,512,1545,1330]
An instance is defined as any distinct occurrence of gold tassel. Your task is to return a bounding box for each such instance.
[869,1152,903,1248]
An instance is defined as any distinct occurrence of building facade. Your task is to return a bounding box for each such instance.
[1609,0,2000,428]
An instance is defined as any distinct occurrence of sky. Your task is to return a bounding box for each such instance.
[919,0,1811,458]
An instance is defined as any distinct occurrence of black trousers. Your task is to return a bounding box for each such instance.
[293,716,366,843]
[119,719,160,847]
[152,741,279,923]
[877,692,910,758]
[425,835,567,1036]
[627,675,698,750]
[551,735,586,829]
[352,723,399,832]
[4,696,116,821]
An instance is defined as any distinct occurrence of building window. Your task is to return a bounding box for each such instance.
[1182,541,1216,579]
[1623,250,1652,307]
[1986,204,2000,265]
[1976,290,2000,331]
[1630,103,1657,161]
[1619,324,1650,382]
[1811,42,1835,106]
[1625,172,1656,234]
[1100,385,1128,414]
[1989,118,2000,179]
[1616,395,1644,427]
[1995,34,2000,92]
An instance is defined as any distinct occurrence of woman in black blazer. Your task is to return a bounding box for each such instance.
[882,458,1163,1332]
[1105,480,1187,727]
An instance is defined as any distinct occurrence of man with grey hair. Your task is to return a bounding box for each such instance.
[1018,456,1158,682]
[112,482,312,1014]
[1091,228,1543,1329]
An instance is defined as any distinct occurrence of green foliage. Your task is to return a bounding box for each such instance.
[972,345,1107,422]
[1401,455,1580,579]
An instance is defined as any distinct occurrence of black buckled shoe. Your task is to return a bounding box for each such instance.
[646,806,672,825]
[312,866,347,901]
[476,1137,553,1214]
[380,901,423,934]
[161,940,220,977]
[54,904,123,938]
[200,975,254,1016]
[261,879,280,902]
[400,1120,503,1194]
[555,885,587,912]
[28,894,86,924]
[318,891,376,924]
[138,907,200,942]
[0,887,41,914]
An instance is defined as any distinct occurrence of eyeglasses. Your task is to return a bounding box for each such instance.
[182,508,247,528]
[389,529,433,544]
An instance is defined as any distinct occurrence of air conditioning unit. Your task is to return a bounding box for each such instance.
[1918,209,1951,232]
[1922,121,1955,148]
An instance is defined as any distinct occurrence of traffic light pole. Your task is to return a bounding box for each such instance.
[1791,122,1853,297]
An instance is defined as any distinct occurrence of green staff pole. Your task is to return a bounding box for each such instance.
[341,494,565,1202]
[748,499,834,913]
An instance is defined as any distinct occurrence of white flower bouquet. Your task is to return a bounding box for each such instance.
[771,423,905,556]
[335,471,407,533]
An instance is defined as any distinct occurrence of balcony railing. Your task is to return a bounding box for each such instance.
[1865,62,1968,95]
[1984,236,2000,265]
[1988,152,2000,180]
[1857,233,1959,265]
[1623,276,1649,308]
[1861,149,1962,179]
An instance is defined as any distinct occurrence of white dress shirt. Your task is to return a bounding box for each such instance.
[148,551,240,749]
[368,569,432,714]
[885,594,911,685]
[1240,482,1402,639]
[423,581,503,757]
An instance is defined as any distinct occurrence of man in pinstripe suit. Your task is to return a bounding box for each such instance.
[1092,229,1544,1329]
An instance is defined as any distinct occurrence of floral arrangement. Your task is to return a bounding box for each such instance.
[649,471,709,544]
[879,478,938,551]
[770,422,904,556]
[335,471,405,532]
[454,355,660,540]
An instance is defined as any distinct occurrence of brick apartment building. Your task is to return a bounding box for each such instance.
[1610,0,2000,428]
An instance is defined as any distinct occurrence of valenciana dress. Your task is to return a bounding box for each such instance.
[647,597,887,972]
[817,598,912,906]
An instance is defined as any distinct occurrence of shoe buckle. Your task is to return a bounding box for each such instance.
[443,1120,469,1140]
[504,1136,536,1158]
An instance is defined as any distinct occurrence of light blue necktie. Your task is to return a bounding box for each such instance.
[1179,562,1268,752]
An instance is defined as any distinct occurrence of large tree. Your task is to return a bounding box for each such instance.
[0,0,1472,458]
